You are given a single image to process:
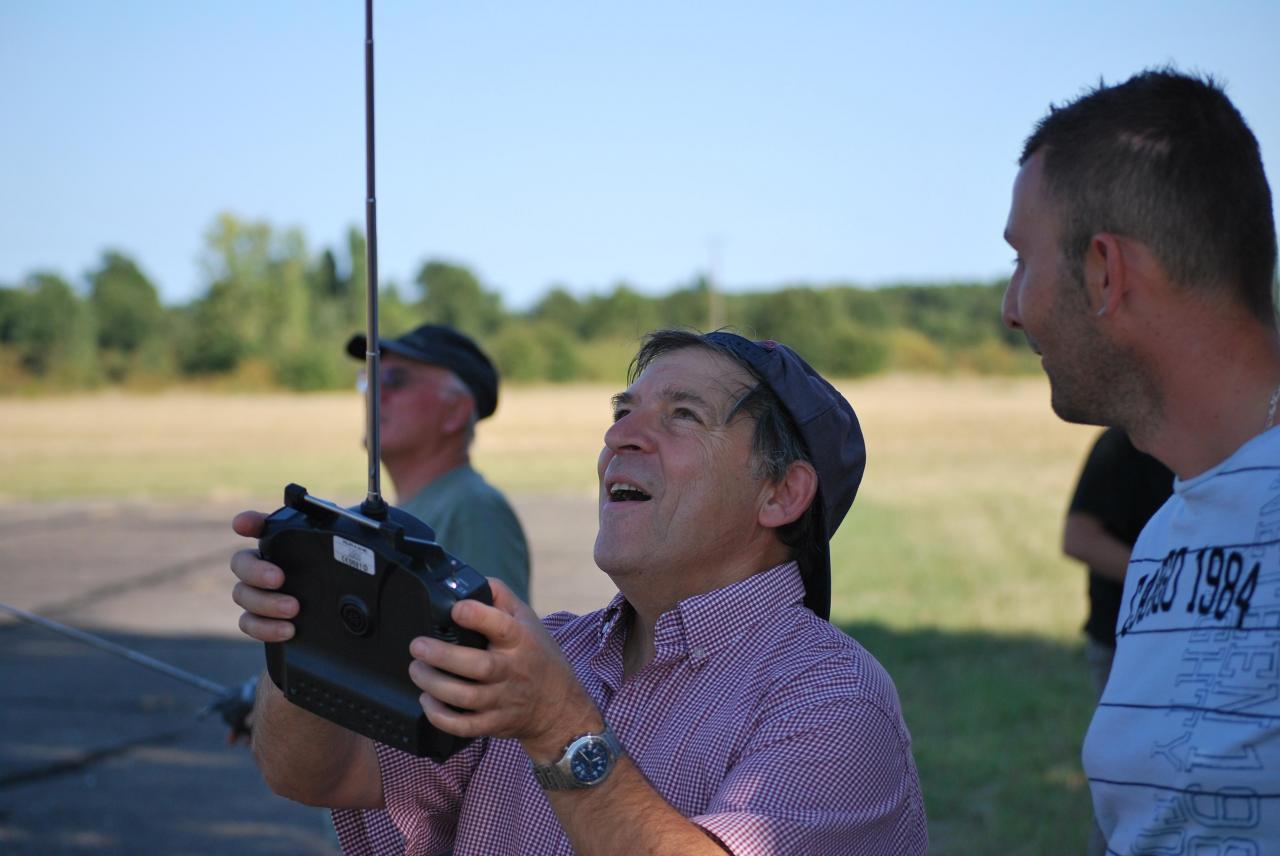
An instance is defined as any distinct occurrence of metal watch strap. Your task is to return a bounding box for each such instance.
[531,725,624,790]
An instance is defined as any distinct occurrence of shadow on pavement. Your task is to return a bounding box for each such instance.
[0,623,336,855]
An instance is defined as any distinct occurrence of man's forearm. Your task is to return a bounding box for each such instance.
[543,757,729,855]
[250,670,384,809]
[519,703,726,856]
[1063,512,1132,582]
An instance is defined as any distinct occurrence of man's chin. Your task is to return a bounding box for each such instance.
[1049,385,1109,427]
[592,540,644,580]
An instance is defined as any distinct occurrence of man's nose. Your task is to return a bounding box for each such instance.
[377,375,400,400]
[1001,279,1023,331]
[603,409,655,453]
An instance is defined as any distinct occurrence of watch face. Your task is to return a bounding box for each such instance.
[569,737,612,785]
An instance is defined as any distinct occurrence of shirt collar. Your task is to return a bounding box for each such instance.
[595,561,806,662]
[598,591,629,645]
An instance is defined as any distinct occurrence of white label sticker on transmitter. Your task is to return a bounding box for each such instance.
[333,535,375,575]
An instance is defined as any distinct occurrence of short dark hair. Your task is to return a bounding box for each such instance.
[1022,68,1277,323]
[629,329,818,559]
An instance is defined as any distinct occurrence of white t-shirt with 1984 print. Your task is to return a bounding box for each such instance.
[1083,425,1280,855]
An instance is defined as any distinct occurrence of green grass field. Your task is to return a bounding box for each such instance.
[0,376,1102,853]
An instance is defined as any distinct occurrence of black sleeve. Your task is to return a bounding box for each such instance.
[1068,427,1138,533]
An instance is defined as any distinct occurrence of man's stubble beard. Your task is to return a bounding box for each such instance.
[1046,270,1161,434]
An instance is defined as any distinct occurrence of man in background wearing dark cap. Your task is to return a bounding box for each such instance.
[345,322,529,602]
[231,329,925,855]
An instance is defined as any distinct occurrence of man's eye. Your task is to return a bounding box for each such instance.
[1011,255,1023,268]
[673,407,700,421]
[612,408,629,423]
[382,367,411,389]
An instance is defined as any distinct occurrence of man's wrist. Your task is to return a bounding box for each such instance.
[520,685,605,764]
[530,724,625,790]
[522,710,606,765]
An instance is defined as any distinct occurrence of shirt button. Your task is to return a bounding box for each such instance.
[691,646,707,659]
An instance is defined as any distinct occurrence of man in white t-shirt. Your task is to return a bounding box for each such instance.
[1001,68,1280,853]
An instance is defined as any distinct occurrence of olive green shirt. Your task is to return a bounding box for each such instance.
[399,464,530,603]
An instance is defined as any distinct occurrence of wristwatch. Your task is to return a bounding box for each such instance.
[531,725,624,790]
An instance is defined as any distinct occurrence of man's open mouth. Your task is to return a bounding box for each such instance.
[608,483,652,502]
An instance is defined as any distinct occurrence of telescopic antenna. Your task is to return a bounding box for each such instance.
[361,0,388,519]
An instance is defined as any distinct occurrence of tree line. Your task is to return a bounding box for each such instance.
[0,213,1035,393]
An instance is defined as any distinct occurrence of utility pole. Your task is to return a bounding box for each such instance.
[707,236,725,331]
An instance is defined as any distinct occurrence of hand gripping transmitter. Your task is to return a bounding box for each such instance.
[259,483,493,760]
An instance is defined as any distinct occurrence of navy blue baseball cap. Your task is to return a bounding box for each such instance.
[346,324,500,420]
[704,331,866,620]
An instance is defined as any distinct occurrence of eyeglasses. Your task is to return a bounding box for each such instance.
[355,366,414,394]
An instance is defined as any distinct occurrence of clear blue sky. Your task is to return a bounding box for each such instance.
[2,1,1277,309]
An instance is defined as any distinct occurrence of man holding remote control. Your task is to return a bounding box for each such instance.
[231,329,926,854]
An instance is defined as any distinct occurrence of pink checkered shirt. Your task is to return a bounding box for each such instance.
[332,562,927,855]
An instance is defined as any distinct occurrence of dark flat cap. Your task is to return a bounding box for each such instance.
[703,331,866,620]
[346,324,499,420]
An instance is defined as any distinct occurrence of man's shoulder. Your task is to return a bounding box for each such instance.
[439,465,514,504]
[1167,427,1280,513]
[721,611,914,751]
[763,612,898,700]
[406,466,519,521]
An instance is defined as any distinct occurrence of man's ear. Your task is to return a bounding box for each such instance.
[1084,232,1127,318]
[758,460,819,529]
[440,391,475,434]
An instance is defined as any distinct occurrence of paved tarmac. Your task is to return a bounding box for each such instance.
[0,494,613,855]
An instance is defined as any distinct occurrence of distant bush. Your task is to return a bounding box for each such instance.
[1,215,1034,392]
[272,344,349,391]
[882,328,948,373]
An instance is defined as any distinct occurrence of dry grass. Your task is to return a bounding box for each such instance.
[0,375,1090,496]
[0,385,610,503]
[0,375,1096,636]
[838,374,1097,637]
